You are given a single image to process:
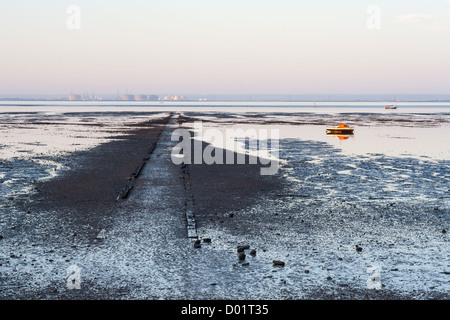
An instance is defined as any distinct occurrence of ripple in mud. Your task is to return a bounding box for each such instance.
[280,139,450,204]
[0,158,61,200]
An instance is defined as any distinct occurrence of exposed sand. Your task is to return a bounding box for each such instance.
[0,111,448,299]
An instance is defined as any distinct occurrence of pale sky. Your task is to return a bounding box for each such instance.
[1,0,449,95]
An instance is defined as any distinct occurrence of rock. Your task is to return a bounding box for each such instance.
[327,276,332,281]
[203,238,211,243]
[0,235,3,240]
[194,240,201,248]
[238,253,246,261]
[442,229,447,234]
[356,246,363,252]
[304,270,310,274]
[228,213,234,218]
[237,245,250,252]
[273,260,285,267]
[250,249,256,256]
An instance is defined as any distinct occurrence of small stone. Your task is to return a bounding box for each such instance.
[273,260,285,267]
[237,245,250,252]
[327,276,332,281]
[250,249,256,256]
[442,229,447,234]
[238,253,246,261]
[228,213,234,218]
[0,235,3,240]
[194,240,201,248]
[356,246,363,252]
[338,257,343,261]
[304,270,310,274]
[203,238,211,243]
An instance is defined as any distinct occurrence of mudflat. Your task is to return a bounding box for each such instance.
[0,111,448,299]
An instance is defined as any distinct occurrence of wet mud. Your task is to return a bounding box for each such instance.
[0,111,448,299]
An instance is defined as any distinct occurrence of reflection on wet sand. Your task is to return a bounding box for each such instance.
[326,133,354,140]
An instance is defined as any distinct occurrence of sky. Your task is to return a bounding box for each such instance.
[1,0,449,96]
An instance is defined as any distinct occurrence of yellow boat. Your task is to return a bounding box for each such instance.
[326,123,354,134]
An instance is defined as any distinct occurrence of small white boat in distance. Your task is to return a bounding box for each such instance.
[385,94,398,109]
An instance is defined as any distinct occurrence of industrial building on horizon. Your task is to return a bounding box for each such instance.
[3,93,450,102]
[120,94,185,101]
[67,92,190,101]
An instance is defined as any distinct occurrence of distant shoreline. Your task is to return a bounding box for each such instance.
[2,99,450,103]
